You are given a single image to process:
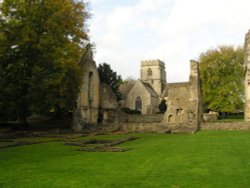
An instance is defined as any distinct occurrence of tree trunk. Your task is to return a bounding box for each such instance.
[72,96,83,132]
[18,106,29,130]
[18,115,28,127]
[55,104,62,119]
[72,108,83,132]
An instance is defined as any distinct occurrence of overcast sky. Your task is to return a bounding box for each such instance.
[88,0,250,83]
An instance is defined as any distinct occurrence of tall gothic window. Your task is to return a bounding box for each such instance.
[135,96,142,111]
[88,71,93,104]
[147,68,152,76]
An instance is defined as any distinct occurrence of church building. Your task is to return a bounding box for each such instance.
[122,60,166,114]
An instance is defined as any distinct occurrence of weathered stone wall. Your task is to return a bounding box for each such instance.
[245,30,250,121]
[203,112,218,122]
[162,60,202,133]
[99,83,118,110]
[126,114,164,123]
[99,121,250,134]
[117,123,170,133]
[151,96,160,114]
[79,57,100,124]
[99,83,119,124]
[73,46,101,132]
[163,82,190,124]
[202,122,250,131]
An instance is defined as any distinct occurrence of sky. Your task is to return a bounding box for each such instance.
[87,0,250,83]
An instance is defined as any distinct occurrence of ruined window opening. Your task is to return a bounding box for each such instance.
[176,108,183,115]
[147,68,152,76]
[88,71,93,104]
[135,96,142,111]
[168,115,173,123]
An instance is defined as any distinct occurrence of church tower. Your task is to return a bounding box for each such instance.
[244,30,250,121]
[140,60,166,96]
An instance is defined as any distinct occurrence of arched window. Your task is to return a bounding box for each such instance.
[88,71,93,104]
[135,96,142,111]
[147,68,152,76]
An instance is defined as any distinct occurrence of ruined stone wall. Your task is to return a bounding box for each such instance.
[126,114,164,123]
[203,112,218,122]
[73,46,100,132]
[99,83,118,110]
[99,83,118,124]
[79,60,100,124]
[245,30,250,121]
[162,60,202,133]
[113,121,250,133]
[202,122,250,131]
[150,96,160,114]
[117,123,170,133]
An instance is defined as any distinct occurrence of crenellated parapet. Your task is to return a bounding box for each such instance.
[141,59,165,68]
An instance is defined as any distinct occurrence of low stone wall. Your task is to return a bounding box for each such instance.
[115,121,250,133]
[201,122,250,131]
[100,120,250,134]
[203,112,218,122]
[117,123,170,133]
[126,114,164,123]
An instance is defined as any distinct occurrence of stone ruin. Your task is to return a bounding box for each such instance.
[162,60,202,133]
[245,30,250,121]
[73,29,250,133]
[73,46,203,133]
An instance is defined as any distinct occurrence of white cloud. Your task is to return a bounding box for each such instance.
[89,0,250,82]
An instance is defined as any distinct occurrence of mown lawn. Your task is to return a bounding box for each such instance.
[0,131,250,188]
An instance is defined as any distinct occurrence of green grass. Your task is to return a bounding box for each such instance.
[1,131,250,187]
[218,118,244,122]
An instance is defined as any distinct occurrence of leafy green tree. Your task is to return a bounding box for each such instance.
[199,46,244,113]
[0,0,89,126]
[98,63,122,100]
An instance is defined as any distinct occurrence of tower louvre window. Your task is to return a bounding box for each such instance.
[147,68,152,76]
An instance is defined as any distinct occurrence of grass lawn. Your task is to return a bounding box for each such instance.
[1,131,250,188]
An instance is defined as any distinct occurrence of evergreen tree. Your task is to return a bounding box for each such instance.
[98,63,122,100]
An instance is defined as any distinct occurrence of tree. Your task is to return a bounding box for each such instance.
[0,0,89,127]
[119,77,136,99]
[199,45,244,113]
[98,63,122,100]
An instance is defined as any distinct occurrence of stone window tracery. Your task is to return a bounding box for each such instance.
[135,96,142,111]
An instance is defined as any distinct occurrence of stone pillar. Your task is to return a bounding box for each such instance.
[189,60,203,131]
[244,30,250,121]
